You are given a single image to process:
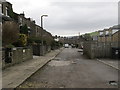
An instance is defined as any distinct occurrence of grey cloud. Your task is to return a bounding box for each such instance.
[44,2,117,35]
[7,0,118,36]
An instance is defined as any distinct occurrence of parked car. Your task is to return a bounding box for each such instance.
[72,44,76,48]
[64,44,69,48]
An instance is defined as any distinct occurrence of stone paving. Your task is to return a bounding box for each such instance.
[2,48,63,88]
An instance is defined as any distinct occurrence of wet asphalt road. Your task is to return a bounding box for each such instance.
[19,48,118,88]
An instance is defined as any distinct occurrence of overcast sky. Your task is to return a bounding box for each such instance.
[7,0,119,36]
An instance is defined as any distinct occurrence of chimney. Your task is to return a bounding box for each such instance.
[20,11,25,17]
[33,20,35,23]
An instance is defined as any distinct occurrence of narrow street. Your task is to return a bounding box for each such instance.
[19,48,118,88]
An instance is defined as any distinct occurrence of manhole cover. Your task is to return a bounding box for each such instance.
[109,81,118,86]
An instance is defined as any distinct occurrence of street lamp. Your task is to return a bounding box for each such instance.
[41,15,48,29]
[40,15,48,55]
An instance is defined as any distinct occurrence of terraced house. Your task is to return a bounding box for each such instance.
[111,25,120,48]
[97,25,120,57]
[18,13,36,37]
[1,0,53,40]
[83,25,120,59]
[1,0,13,22]
[1,0,55,68]
[98,25,120,46]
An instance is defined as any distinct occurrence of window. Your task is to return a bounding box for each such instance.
[106,31,109,35]
[5,6,8,16]
[20,17,23,23]
[93,36,98,41]
[99,32,103,35]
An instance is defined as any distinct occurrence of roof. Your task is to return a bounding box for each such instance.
[1,14,12,21]
[88,31,99,37]
[111,25,120,29]
[112,30,120,35]
[0,0,12,5]
[0,0,6,2]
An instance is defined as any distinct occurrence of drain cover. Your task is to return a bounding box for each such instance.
[109,81,118,86]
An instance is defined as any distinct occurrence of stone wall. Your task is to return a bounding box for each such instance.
[2,47,33,69]
[32,45,51,56]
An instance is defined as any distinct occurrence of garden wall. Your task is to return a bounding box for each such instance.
[32,45,51,56]
[2,47,33,69]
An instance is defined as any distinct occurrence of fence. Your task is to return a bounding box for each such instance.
[2,47,33,69]
[83,41,118,59]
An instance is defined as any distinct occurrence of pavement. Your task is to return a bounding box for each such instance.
[2,48,63,88]
[97,58,119,70]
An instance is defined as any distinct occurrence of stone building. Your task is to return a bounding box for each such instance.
[83,25,120,59]
[1,1,41,38]
[1,0,54,46]
[105,29,112,43]
[1,0,13,22]
[110,25,120,48]
[98,25,119,44]
[98,30,105,42]
[1,0,12,17]
[42,29,54,44]
[18,13,36,37]
[35,25,42,37]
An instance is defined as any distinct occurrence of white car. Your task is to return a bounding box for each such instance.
[64,44,69,48]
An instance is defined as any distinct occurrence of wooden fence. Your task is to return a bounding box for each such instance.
[83,41,119,59]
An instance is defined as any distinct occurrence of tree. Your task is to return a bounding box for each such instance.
[18,34,27,47]
[20,24,28,34]
[83,34,92,41]
[2,21,19,47]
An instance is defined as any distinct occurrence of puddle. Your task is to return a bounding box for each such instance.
[48,60,71,66]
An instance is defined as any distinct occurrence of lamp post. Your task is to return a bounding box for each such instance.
[41,15,48,28]
[41,15,48,55]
